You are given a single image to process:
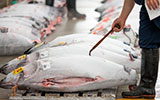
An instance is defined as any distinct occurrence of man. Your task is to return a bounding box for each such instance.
[112,0,160,99]
[45,0,86,19]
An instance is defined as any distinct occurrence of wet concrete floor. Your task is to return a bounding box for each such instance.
[0,0,101,99]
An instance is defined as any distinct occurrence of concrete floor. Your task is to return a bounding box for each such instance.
[0,0,101,99]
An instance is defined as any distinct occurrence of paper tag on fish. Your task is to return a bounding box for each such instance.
[16,55,27,60]
[40,61,51,70]
[13,67,24,75]
[35,42,44,48]
[39,50,49,59]
[56,41,66,46]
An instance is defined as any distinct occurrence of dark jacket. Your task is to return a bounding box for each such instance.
[134,0,144,5]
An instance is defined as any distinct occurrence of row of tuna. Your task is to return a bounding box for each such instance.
[0,33,138,92]
[0,0,143,93]
[92,0,141,46]
[0,0,66,56]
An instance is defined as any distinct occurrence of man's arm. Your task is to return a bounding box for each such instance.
[119,0,135,21]
[112,0,135,32]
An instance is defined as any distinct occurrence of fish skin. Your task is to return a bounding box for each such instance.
[0,4,58,22]
[0,33,34,56]
[24,34,137,54]
[0,24,41,40]
[0,0,66,56]
[21,0,66,8]
[0,33,141,75]
[0,53,38,74]
[47,34,141,58]
[0,55,137,92]
[95,0,123,13]
[35,43,140,72]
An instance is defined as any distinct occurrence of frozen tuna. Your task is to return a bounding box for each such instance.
[0,33,34,56]
[0,0,66,56]
[0,55,136,92]
[0,34,141,74]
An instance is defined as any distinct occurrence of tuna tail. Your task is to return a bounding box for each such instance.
[0,64,8,75]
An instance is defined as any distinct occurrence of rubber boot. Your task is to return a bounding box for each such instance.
[122,48,159,99]
[67,0,86,19]
[45,0,54,7]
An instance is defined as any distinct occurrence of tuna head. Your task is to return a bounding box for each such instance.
[0,53,39,75]
[0,55,27,75]
[0,62,38,89]
[0,71,23,89]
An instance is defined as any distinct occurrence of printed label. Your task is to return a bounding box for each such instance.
[16,55,26,60]
[13,67,23,75]
[56,41,66,45]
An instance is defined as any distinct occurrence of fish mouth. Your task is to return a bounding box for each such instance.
[0,64,8,75]
[0,78,14,89]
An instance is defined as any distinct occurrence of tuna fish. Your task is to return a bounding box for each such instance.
[0,0,66,56]
[0,33,34,56]
[0,55,137,92]
[22,0,66,8]
[0,17,41,28]
[0,24,41,41]
[95,0,123,13]
[46,34,141,58]
[0,4,57,21]
[0,34,141,75]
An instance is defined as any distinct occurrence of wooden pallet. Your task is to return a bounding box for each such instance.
[9,88,116,100]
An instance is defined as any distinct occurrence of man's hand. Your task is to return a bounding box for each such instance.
[146,0,160,10]
[112,0,134,32]
[112,17,126,32]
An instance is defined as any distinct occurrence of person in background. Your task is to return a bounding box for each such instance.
[112,0,160,99]
[45,0,54,7]
[45,0,86,19]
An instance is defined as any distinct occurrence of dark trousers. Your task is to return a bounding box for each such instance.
[66,0,76,11]
[139,4,160,48]
[45,0,54,7]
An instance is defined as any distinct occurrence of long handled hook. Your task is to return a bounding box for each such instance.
[89,24,120,56]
